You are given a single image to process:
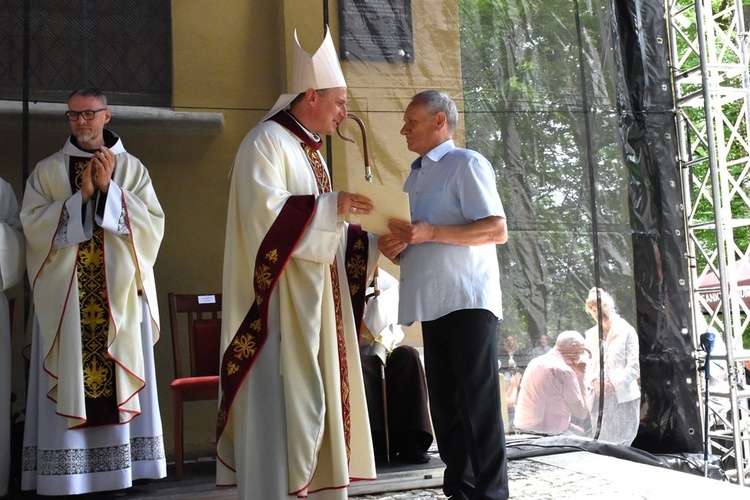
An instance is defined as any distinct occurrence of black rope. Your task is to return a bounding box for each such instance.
[573,0,605,441]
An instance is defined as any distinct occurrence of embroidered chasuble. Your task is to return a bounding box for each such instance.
[218,111,353,451]
[216,111,376,497]
[20,130,166,495]
[70,157,118,426]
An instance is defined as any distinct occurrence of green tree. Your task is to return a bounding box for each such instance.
[458,0,637,350]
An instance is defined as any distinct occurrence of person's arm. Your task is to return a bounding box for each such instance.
[607,325,641,396]
[377,233,407,264]
[386,215,507,247]
[569,395,589,420]
[506,372,522,407]
[564,366,589,419]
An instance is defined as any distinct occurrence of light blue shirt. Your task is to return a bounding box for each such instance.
[398,140,505,324]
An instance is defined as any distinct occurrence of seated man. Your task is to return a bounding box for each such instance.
[513,331,589,436]
[360,271,433,464]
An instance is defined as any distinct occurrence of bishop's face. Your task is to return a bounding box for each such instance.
[312,87,348,136]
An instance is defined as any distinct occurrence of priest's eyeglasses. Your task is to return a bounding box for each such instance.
[65,108,106,121]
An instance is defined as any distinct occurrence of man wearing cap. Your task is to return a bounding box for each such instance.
[216,28,378,499]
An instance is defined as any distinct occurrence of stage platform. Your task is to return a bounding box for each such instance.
[12,438,749,499]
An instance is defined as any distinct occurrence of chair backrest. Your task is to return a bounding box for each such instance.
[168,293,223,380]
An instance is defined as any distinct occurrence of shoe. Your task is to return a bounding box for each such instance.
[398,451,430,464]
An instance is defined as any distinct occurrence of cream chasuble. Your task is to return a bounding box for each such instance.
[217,115,378,499]
[21,133,164,427]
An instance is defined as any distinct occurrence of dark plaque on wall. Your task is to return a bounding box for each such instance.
[338,0,413,63]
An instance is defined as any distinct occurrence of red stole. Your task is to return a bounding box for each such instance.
[216,195,316,441]
[344,224,369,340]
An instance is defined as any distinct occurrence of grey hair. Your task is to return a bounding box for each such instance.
[412,90,458,132]
[555,330,585,350]
[68,87,108,106]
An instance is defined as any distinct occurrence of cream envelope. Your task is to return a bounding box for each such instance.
[353,178,411,235]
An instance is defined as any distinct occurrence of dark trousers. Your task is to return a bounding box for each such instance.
[422,309,509,500]
[361,345,433,459]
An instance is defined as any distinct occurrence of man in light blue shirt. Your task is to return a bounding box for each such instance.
[378,90,509,500]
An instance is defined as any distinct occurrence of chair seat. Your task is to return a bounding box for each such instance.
[171,375,219,398]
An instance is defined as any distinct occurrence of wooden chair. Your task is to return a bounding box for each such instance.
[168,292,222,480]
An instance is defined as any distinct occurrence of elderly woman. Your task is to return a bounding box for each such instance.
[584,288,641,445]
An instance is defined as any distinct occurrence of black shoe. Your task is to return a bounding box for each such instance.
[398,451,430,464]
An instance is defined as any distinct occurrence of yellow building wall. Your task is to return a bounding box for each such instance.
[0,0,463,462]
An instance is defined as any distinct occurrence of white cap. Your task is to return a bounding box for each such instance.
[261,26,347,122]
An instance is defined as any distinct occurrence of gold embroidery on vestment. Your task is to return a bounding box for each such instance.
[255,264,272,290]
[346,253,366,280]
[232,333,257,360]
[265,249,278,263]
[74,159,115,401]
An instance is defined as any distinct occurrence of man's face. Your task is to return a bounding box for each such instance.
[312,87,347,136]
[400,100,441,157]
[560,343,584,365]
[67,95,110,149]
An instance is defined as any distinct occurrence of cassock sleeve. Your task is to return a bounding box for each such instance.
[0,180,25,291]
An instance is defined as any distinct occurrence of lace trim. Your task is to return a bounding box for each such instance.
[53,206,71,249]
[22,435,165,476]
[116,204,130,236]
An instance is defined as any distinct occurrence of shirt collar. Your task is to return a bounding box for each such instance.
[411,139,455,170]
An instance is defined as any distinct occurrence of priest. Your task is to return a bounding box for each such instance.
[0,177,24,497]
[20,87,166,495]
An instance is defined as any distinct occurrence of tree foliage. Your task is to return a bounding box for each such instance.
[458,0,638,352]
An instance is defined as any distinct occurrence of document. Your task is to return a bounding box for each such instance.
[352,178,411,235]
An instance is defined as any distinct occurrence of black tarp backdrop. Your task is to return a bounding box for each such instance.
[458,0,701,455]
[613,0,701,453]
